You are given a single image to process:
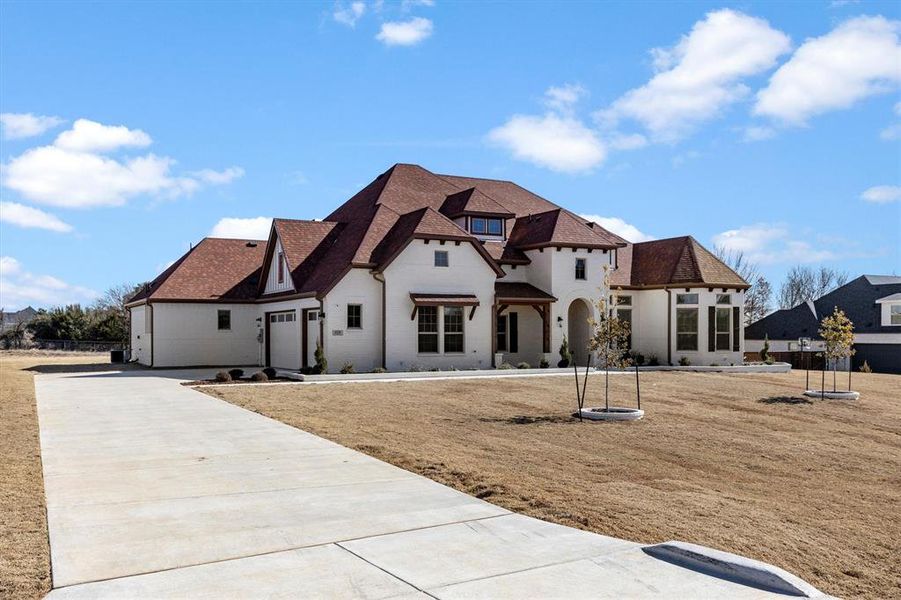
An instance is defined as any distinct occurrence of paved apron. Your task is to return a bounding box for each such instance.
[35,369,818,599]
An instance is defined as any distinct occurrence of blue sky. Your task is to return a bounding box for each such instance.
[1,0,899,310]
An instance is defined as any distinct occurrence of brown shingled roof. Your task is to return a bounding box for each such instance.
[439,188,514,219]
[612,236,749,289]
[495,281,556,302]
[129,238,267,304]
[507,209,625,250]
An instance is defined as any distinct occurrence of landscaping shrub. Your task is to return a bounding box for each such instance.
[516,362,530,369]
[557,336,572,368]
[250,371,268,382]
[648,354,659,366]
[228,368,244,380]
[859,360,872,373]
[262,367,277,379]
[539,357,549,368]
[759,334,770,362]
[498,362,513,370]
[314,340,327,374]
[428,367,440,372]
[633,352,645,366]
[370,367,387,373]
[300,366,313,375]
[765,356,774,365]
[214,371,231,382]
[340,362,355,374]
[678,356,691,366]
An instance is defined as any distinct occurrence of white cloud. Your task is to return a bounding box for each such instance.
[544,84,587,113]
[0,257,98,310]
[0,113,65,140]
[334,1,366,27]
[1,118,243,209]
[190,167,245,185]
[0,201,73,233]
[488,113,606,173]
[54,118,152,152]
[401,0,434,9]
[210,217,273,240]
[607,133,648,151]
[579,214,654,242]
[600,9,791,142]
[376,17,433,46]
[712,223,836,264]
[861,185,901,204]
[755,16,901,124]
[880,101,901,140]
[743,125,777,141]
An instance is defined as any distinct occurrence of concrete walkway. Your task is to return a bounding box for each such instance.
[36,368,826,599]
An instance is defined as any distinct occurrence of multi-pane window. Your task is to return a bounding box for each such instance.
[575,258,587,280]
[269,312,295,323]
[618,308,633,348]
[615,295,632,306]
[277,251,285,283]
[347,304,362,329]
[434,250,449,267]
[217,309,231,330]
[471,217,503,236]
[676,308,698,351]
[417,306,438,353]
[496,315,508,351]
[444,306,464,353]
[716,293,731,305]
[676,293,699,305]
[891,305,901,325]
[715,307,731,351]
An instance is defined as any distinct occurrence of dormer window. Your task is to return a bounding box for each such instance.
[470,217,503,236]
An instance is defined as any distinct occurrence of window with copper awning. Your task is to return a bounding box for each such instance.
[409,293,480,320]
[494,282,557,354]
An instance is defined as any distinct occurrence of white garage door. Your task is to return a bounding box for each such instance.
[268,311,300,370]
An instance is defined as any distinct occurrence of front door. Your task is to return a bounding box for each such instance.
[304,310,320,368]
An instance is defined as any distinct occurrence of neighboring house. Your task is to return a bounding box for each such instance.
[745,275,901,374]
[126,164,748,371]
[1,306,37,332]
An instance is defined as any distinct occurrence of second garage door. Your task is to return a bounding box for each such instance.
[268,311,300,370]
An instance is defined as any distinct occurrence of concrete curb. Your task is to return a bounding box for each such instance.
[642,541,828,598]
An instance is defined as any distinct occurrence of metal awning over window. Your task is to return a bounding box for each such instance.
[410,293,480,320]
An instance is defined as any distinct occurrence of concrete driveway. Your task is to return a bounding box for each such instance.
[36,368,826,599]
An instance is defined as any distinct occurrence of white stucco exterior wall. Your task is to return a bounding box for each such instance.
[382,240,496,371]
[321,268,383,372]
[151,303,262,367]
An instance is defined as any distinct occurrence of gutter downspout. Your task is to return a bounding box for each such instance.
[373,273,387,370]
[148,302,154,368]
[666,289,672,366]
[318,298,326,373]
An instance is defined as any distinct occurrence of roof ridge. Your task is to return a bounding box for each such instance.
[689,236,746,284]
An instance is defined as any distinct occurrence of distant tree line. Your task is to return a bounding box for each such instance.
[714,247,848,325]
[1,283,142,348]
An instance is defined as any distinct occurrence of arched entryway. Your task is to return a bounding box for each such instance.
[567,299,592,367]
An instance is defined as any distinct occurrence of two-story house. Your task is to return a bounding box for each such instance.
[126,164,748,371]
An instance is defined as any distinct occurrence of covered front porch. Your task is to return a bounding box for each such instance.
[492,282,557,367]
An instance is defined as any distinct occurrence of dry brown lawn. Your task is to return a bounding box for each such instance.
[0,351,108,600]
[206,369,901,600]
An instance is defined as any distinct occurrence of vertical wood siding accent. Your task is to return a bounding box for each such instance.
[264,237,295,295]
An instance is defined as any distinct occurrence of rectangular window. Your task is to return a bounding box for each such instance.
[676,293,699,305]
[575,258,587,280]
[676,308,698,351]
[615,295,632,306]
[347,304,362,329]
[715,307,731,351]
[716,293,731,305]
[418,306,438,353]
[434,250,449,267]
[470,217,503,235]
[277,251,285,284]
[496,315,508,351]
[618,308,633,349]
[891,304,901,325]
[217,309,231,331]
[444,306,464,353]
[487,218,503,235]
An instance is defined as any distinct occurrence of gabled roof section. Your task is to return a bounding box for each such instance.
[129,238,267,304]
[482,241,530,265]
[507,209,625,250]
[258,219,341,296]
[611,236,749,289]
[437,173,559,216]
[439,188,515,219]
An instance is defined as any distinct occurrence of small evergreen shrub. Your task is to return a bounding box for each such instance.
[228,368,244,380]
[633,352,646,366]
[516,361,530,369]
[262,367,277,379]
[314,340,327,374]
[558,335,572,368]
[251,371,268,382]
[759,334,770,362]
[498,362,513,370]
[648,354,659,366]
[214,370,231,382]
[340,362,355,374]
[300,366,313,375]
[428,367,440,372]
[539,357,549,368]
[859,360,872,373]
[370,367,387,373]
[678,356,691,366]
